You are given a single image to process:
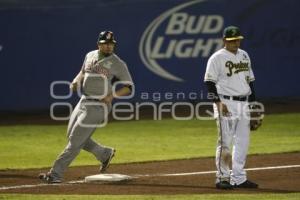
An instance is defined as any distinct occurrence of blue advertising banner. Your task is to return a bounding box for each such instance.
[0,0,299,111]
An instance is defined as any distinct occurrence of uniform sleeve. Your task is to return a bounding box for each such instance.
[116,61,133,85]
[249,66,255,82]
[206,81,220,102]
[247,52,255,82]
[248,82,256,102]
[80,55,87,73]
[72,55,87,83]
[204,56,219,83]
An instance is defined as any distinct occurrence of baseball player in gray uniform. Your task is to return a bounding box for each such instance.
[204,26,258,189]
[39,31,134,183]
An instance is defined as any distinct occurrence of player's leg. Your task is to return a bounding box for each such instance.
[82,103,115,172]
[230,104,250,186]
[214,102,234,188]
[83,138,115,172]
[48,101,106,180]
[216,118,233,179]
[39,101,83,183]
[83,138,113,163]
[66,101,81,138]
[81,101,109,161]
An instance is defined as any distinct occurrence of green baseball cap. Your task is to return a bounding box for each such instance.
[223,26,244,41]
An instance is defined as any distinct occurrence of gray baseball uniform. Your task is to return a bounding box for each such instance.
[49,51,133,180]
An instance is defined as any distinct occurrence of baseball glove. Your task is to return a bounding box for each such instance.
[249,104,264,131]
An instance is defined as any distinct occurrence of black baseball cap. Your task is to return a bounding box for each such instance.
[98,31,117,44]
[223,26,244,41]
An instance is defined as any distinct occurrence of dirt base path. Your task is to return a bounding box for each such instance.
[1,152,300,194]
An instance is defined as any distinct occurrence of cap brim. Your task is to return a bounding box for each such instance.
[98,40,117,44]
[224,36,244,41]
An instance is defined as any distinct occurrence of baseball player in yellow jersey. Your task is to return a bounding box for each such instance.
[39,31,134,183]
[204,26,258,189]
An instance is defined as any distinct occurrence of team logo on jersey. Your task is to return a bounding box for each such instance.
[225,61,249,77]
[102,61,113,69]
[94,65,109,77]
[139,0,224,82]
[94,61,110,77]
[86,60,110,77]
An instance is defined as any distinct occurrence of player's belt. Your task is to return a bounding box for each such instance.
[82,94,101,102]
[86,98,101,102]
[222,95,248,101]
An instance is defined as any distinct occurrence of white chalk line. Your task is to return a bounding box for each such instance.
[139,164,300,177]
[0,181,85,191]
[1,164,300,191]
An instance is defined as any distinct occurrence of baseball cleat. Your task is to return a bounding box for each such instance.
[100,148,116,173]
[38,172,62,184]
[216,181,234,189]
[234,180,258,188]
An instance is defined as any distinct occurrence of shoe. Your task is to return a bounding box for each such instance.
[38,172,62,184]
[216,181,234,189]
[100,148,115,173]
[234,180,258,188]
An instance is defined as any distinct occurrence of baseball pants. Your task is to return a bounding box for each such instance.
[50,98,112,180]
[214,97,250,185]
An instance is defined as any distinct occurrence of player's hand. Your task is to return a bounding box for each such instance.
[101,94,113,105]
[70,82,77,91]
[216,101,230,117]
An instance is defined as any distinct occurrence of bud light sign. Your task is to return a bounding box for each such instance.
[139,0,224,82]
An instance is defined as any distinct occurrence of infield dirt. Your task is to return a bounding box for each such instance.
[1,152,299,194]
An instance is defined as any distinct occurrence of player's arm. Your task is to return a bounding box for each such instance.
[101,84,133,104]
[70,56,87,91]
[70,71,84,91]
[205,81,229,115]
[247,53,256,102]
[204,57,220,102]
[248,81,256,102]
[205,81,220,103]
[102,60,134,104]
[204,57,229,115]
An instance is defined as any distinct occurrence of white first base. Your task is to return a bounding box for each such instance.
[85,174,132,182]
